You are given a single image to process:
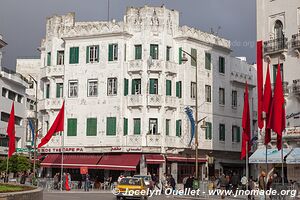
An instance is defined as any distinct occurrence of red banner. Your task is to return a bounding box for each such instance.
[257,41,264,129]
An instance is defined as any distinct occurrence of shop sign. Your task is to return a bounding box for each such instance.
[38,147,84,153]
[126,147,142,152]
[80,167,88,175]
[111,147,122,152]
[286,127,300,135]
[286,112,300,119]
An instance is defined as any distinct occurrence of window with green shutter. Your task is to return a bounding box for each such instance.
[150,44,159,60]
[176,120,182,137]
[86,45,99,63]
[86,118,97,136]
[47,52,51,66]
[124,118,128,136]
[45,84,50,99]
[205,53,211,70]
[205,122,212,140]
[237,126,241,142]
[219,56,225,73]
[176,81,182,98]
[149,79,158,94]
[179,47,182,64]
[166,46,171,61]
[232,125,241,142]
[191,48,197,66]
[69,47,79,64]
[106,117,116,136]
[219,124,225,141]
[124,79,128,96]
[166,80,172,96]
[108,44,118,61]
[166,119,170,136]
[135,45,142,60]
[67,118,77,136]
[56,83,63,98]
[133,118,141,135]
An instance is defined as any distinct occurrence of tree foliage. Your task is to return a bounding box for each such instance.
[0,155,31,173]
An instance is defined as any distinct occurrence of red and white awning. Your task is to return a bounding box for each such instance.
[144,154,165,164]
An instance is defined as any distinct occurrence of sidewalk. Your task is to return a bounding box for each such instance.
[44,189,113,194]
[173,195,247,200]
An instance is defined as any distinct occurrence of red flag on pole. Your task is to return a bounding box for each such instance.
[267,63,285,150]
[263,64,272,145]
[241,83,251,160]
[38,101,65,148]
[257,41,264,129]
[7,102,15,158]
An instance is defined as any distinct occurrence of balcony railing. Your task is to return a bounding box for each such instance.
[41,65,64,78]
[264,37,288,55]
[147,94,162,107]
[146,135,161,147]
[165,61,177,75]
[292,33,300,49]
[165,96,177,109]
[148,60,163,73]
[272,81,289,94]
[39,98,64,110]
[127,95,143,107]
[128,60,143,74]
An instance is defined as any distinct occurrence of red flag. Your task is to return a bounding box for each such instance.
[257,41,264,129]
[7,102,16,158]
[241,83,251,160]
[267,63,285,150]
[38,102,64,148]
[263,64,272,144]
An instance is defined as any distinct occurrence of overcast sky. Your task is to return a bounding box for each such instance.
[0,0,256,69]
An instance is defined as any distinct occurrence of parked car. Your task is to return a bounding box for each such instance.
[116,177,148,200]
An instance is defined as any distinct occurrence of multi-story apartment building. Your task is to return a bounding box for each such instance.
[33,6,256,182]
[255,0,300,181]
[0,36,28,156]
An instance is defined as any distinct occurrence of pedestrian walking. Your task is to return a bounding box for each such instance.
[152,173,160,190]
[53,173,59,190]
[84,173,90,191]
[169,175,176,190]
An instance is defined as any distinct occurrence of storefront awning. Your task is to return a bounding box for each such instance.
[97,154,141,171]
[166,155,207,163]
[41,154,101,168]
[249,148,292,164]
[286,148,300,164]
[145,154,165,164]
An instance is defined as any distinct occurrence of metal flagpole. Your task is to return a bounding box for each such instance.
[60,131,64,191]
[281,135,284,185]
[5,156,9,182]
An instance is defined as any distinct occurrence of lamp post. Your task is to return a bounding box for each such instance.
[29,74,38,180]
[181,49,207,186]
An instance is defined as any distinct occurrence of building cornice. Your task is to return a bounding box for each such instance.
[0,39,7,48]
[62,32,133,41]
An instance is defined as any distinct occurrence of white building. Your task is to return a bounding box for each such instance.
[32,6,256,182]
[256,0,300,181]
[0,36,28,156]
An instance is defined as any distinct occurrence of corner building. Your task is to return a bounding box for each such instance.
[36,6,257,183]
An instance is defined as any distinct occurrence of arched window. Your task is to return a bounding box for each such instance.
[274,20,284,39]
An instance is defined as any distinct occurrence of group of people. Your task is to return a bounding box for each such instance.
[53,172,91,191]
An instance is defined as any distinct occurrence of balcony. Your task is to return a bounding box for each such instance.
[292,80,300,95]
[39,98,64,110]
[148,60,163,73]
[127,95,143,108]
[165,96,177,110]
[147,94,162,108]
[292,33,300,49]
[165,61,177,75]
[128,60,143,74]
[41,65,64,79]
[263,37,288,56]
[125,135,142,146]
[165,136,184,148]
[146,135,162,147]
[272,81,289,95]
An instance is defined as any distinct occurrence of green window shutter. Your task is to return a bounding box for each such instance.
[135,45,142,60]
[131,79,136,95]
[237,126,241,142]
[134,118,141,135]
[179,47,182,64]
[124,78,128,96]
[106,117,116,136]
[47,52,51,66]
[219,57,225,73]
[46,84,50,99]
[56,83,60,98]
[176,120,181,137]
[67,118,77,136]
[97,45,100,62]
[124,118,128,136]
[86,46,89,63]
[75,47,79,63]
[70,47,79,64]
[176,81,182,98]
[219,124,225,141]
[166,80,171,96]
[205,53,211,70]
[108,44,113,61]
[191,48,197,66]
[69,48,74,64]
[166,120,169,136]
[86,118,97,136]
[149,79,155,94]
[150,45,154,59]
[206,122,212,140]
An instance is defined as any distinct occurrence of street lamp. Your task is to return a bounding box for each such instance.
[29,74,38,181]
[180,49,207,186]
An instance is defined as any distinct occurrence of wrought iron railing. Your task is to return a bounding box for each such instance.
[292,33,300,48]
[264,37,288,54]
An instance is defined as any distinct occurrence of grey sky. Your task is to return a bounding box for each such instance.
[0,0,256,69]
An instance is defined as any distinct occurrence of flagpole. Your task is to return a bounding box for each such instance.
[5,155,9,182]
[60,131,64,191]
[281,133,284,186]
[246,141,249,189]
